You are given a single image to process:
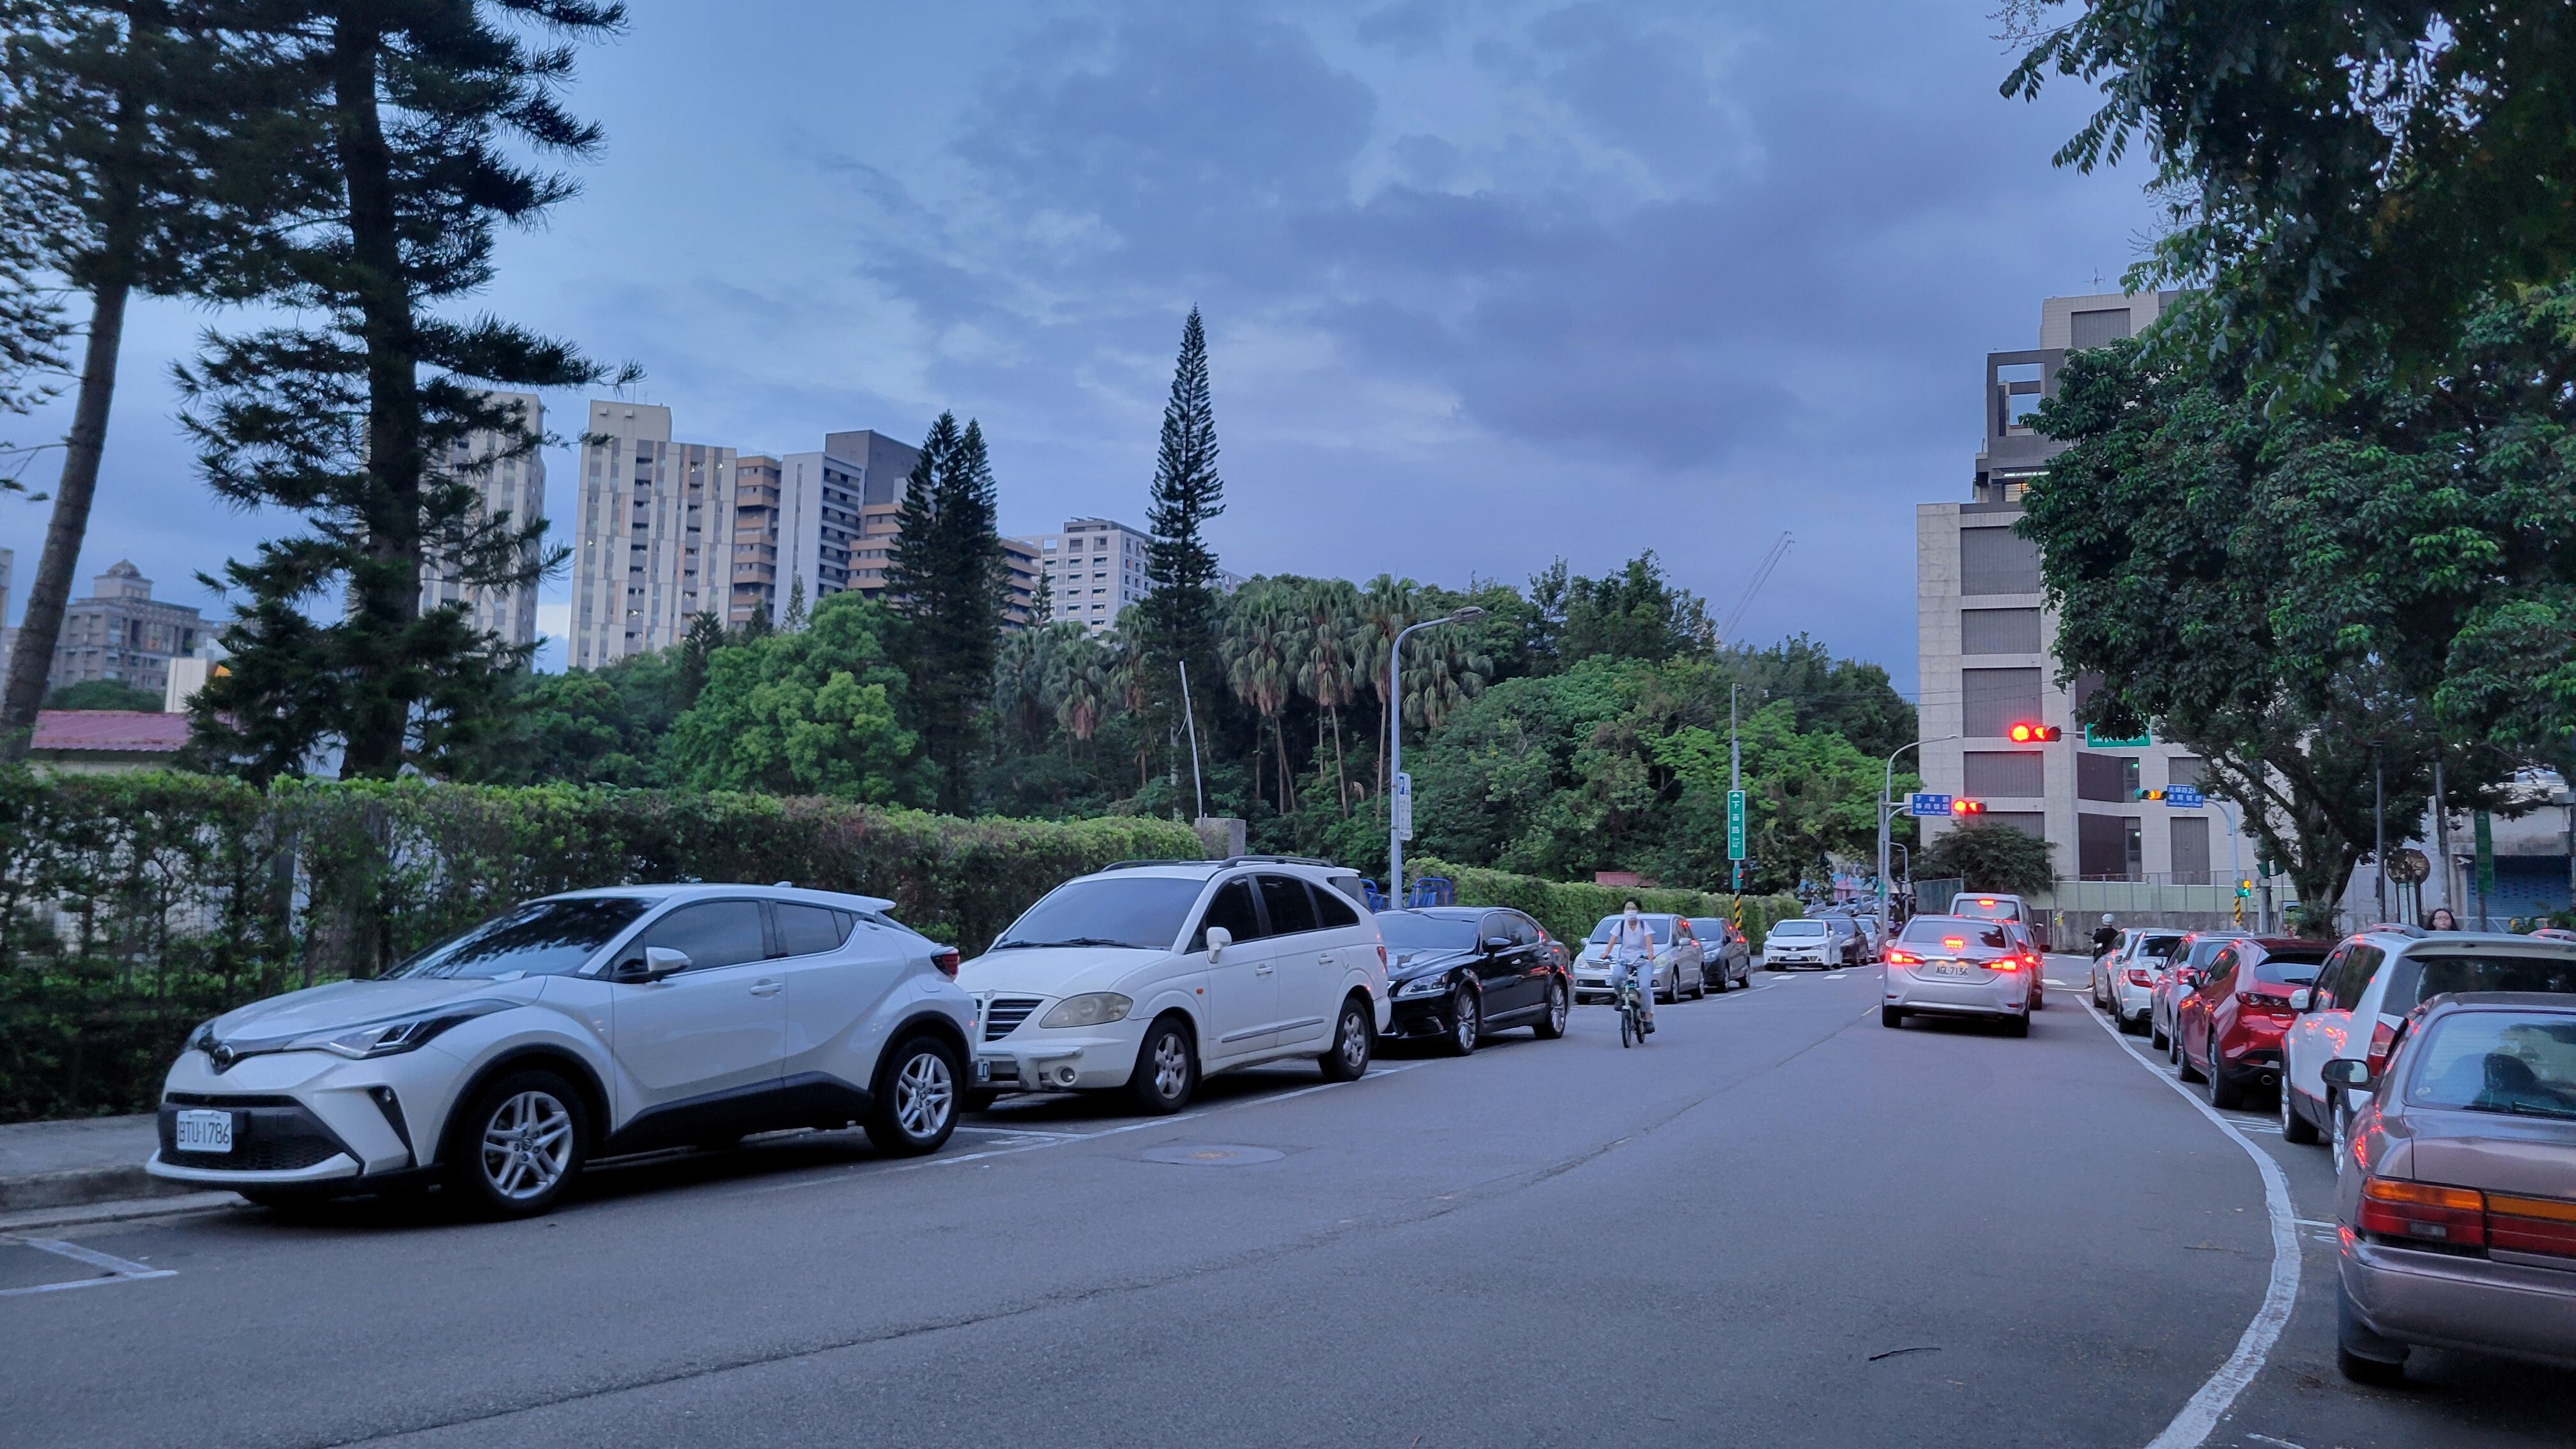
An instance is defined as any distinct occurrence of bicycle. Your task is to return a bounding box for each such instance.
[1614,963,1651,1048]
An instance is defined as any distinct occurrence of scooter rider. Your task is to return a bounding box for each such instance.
[2090,913,2120,958]
[1608,900,1659,1034]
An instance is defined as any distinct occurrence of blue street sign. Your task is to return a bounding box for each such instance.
[2165,786,2205,808]
[1907,793,1952,818]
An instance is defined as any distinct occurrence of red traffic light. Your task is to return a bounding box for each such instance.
[1951,798,1986,816]
[2007,722,2062,743]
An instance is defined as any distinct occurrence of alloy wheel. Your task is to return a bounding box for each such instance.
[1337,1005,1370,1073]
[1549,984,1568,1032]
[1153,1031,1190,1099]
[893,1048,954,1139]
[1451,988,1480,1054]
[480,1089,574,1202]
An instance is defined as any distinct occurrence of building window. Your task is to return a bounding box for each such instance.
[1963,751,2044,799]
[1961,667,2043,738]
[2168,755,2204,788]
[2076,752,2140,803]
[1959,527,2043,596]
[2069,307,2133,349]
[1960,607,2042,656]
[2170,816,2211,885]
[2078,813,2143,881]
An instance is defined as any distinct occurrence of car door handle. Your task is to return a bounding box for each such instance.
[749,979,783,997]
[1254,963,1273,976]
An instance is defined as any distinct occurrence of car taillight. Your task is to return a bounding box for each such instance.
[2237,991,2293,1014]
[2124,968,2154,986]
[2487,1193,2576,1259]
[1377,945,1388,971]
[2359,1177,2486,1249]
[2365,1018,2398,1078]
[1884,947,1919,965]
[931,947,960,978]
[1942,937,1965,950]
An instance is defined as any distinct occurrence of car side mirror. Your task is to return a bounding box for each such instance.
[2288,988,2312,1012]
[614,946,691,983]
[2320,1057,2373,1091]
[1204,926,1232,963]
[1482,935,1513,953]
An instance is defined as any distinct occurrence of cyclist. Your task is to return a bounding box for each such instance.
[1608,900,1659,1036]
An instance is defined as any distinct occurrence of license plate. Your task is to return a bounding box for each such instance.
[175,1108,233,1154]
[1930,963,1971,977]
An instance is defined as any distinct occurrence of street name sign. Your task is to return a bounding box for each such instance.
[1908,793,1952,817]
[2083,724,2153,749]
[1726,790,1746,859]
[2165,786,2205,808]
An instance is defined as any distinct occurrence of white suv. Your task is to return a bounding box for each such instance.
[957,857,1390,1114]
[146,885,975,1218]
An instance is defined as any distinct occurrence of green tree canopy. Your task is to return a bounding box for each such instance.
[664,594,933,804]
[42,678,158,711]
[1919,822,2053,898]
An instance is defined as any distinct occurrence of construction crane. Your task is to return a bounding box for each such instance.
[1716,531,1791,648]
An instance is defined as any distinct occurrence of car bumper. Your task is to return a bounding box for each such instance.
[1386,995,1462,1038]
[1765,951,1830,968]
[145,1045,459,1184]
[2112,983,2152,1020]
[974,1022,1144,1093]
[1572,965,1667,1000]
[1885,969,2028,1016]
[2341,1230,2576,1368]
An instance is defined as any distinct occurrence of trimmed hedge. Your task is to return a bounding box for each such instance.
[1407,856,1805,951]
[0,771,1200,1122]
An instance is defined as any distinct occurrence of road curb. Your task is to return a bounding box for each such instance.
[0,1189,242,1235]
[0,1164,202,1214]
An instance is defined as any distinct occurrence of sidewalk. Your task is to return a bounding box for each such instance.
[0,1113,201,1213]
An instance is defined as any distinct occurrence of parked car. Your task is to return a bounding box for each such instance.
[2172,937,2332,1108]
[954,858,1389,1116]
[1686,916,1755,992]
[2281,930,2576,1162]
[2094,930,2183,1032]
[2151,931,2253,1052]
[1949,892,2047,950]
[1764,916,1851,970]
[1376,907,1570,1054]
[2004,920,2046,1009]
[1573,914,1706,1003]
[2327,993,2576,1384]
[146,885,974,1218]
[1880,914,2034,1035]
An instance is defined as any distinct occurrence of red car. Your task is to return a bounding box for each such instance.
[2174,936,2334,1108]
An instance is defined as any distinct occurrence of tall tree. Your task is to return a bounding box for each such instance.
[0,1,279,756]
[885,410,1004,813]
[1291,576,1362,815]
[664,592,932,803]
[1135,307,1227,772]
[181,0,632,782]
[1222,581,1298,814]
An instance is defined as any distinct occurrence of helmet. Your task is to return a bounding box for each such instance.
[2099,914,2114,924]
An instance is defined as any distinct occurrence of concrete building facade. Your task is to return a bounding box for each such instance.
[419,390,544,648]
[48,561,204,698]
[1015,518,1243,633]
[1916,292,2261,919]
[569,402,737,670]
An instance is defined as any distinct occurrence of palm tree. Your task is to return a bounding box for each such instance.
[1222,583,1300,814]
[1103,625,1152,790]
[1050,631,1110,748]
[1403,625,1491,735]
[1357,574,1420,815]
[1292,578,1364,815]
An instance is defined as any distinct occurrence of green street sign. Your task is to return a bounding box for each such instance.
[1726,790,1746,860]
[2083,724,2152,748]
[2475,810,2496,896]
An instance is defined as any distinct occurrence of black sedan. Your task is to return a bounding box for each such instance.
[1377,907,1571,1054]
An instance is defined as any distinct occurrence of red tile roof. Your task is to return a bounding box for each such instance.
[29,710,191,753]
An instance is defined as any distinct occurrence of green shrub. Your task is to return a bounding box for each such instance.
[1407,856,1805,951]
[0,770,1200,1122]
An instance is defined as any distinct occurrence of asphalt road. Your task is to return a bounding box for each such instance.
[3,960,2570,1448]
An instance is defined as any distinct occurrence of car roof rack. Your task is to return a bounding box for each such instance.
[1221,854,1338,868]
[1099,859,1217,871]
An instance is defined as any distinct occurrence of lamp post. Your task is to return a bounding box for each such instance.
[1880,735,1958,930]
[1388,606,1485,907]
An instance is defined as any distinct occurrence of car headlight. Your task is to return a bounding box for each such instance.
[1039,992,1132,1029]
[1395,973,1453,997]
[288,1000,510,1059]
[187,1018,219,1055]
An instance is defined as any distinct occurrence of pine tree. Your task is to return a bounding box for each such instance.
[885,411,1004,813]
[783,575,806,632]
[0,2,288,756]
[179,1,633,781]
[675,610,724,709]
[1135,307,1227,774]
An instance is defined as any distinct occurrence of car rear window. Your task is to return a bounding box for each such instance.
[1688,918,1729,941]
[2136,936,2182,958]
[2252,949,2327,985]
[2404,1011,2576,1119]
[1770,919,1828,937]
[1953,897,2020,921]
[2404,953,2576,1008]
[1376,913,1480,950]
[1899,917,2008,950]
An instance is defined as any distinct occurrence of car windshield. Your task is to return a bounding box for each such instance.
[2405,953,2576,1008]
[1588,916,1674,943]
[2252,949,2327,985]
[2404,1011,2576,1119]
[1770,919,1828,937]
[1376,914,1480,950]
[991,876,1206,952]
[2136,935,2183,959]
[1952,898,2019,921]
[1687,918,1727,940]
[388,896,654,979]
[1900,917,2008,950]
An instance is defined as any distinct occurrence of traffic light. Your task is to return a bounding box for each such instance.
[2133,787,2166,802]
[2007,721,2062,743]
[1950,797,1985,817]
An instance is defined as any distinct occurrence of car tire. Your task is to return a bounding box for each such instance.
[2329,1091,2350,1177]
[1881,1007,1904,1029]
[444,1068,588,1220]
[2208,1058,2244,1110]
[2281,1085,2320,1144]
[2336,1278,2408,1385]
[1709,965,1728,995]
[1127,1015,1200,1113]
[2150,1015,2168,1050]
[1444,986,1480,1056]
[2177,1038,2205,1083]
[865,1035,962,1157]
[1533,979,1569,1039]
[1319,995,1374,1082]
[2003,1009,2030,1038]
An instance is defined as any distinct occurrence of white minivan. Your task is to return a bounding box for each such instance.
[956,858,1391,1114]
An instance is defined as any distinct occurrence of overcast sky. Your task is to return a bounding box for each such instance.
[1,0,2154,691]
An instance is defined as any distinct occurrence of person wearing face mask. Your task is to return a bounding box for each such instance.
[1607,900,1660,1034]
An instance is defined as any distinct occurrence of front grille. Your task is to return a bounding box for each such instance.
[983,997,1043,1041]
[158,1097,353,1173]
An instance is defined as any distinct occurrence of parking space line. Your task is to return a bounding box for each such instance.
[2082,1005,2299,1449]
[0,1235,177,1298]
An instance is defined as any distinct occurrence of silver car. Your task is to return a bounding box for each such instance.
[2330,993,2576,1383]
[1880,914,2032,1036]
[2093,929,2182,1032]
[1572,914,1706,1004]
[1762,917,1841,969]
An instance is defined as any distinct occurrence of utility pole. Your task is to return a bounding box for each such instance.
[2373,743,2388,923]
[1879,735,1957,931]
[2433,756,2452,924]
[1178,663,1206,822]
[1386,607,1485,907]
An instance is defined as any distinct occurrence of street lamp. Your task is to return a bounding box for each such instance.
[1388,606,1485,907]
[1879,735,1958,929]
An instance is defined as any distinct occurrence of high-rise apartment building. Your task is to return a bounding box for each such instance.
[47,561,203,696]
[419,390,544,648]
[1916,291,2257,907]
[1021,519,1152,632]
[569,401,737,670]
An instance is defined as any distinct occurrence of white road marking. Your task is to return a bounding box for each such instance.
[2241,1435,2306,1449]
[2083,1005,2299,1449]
[0,1235,176,1298]
[1824,972,1847,981]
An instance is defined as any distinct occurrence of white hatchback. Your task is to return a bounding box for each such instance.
[956,859,1391,1114]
